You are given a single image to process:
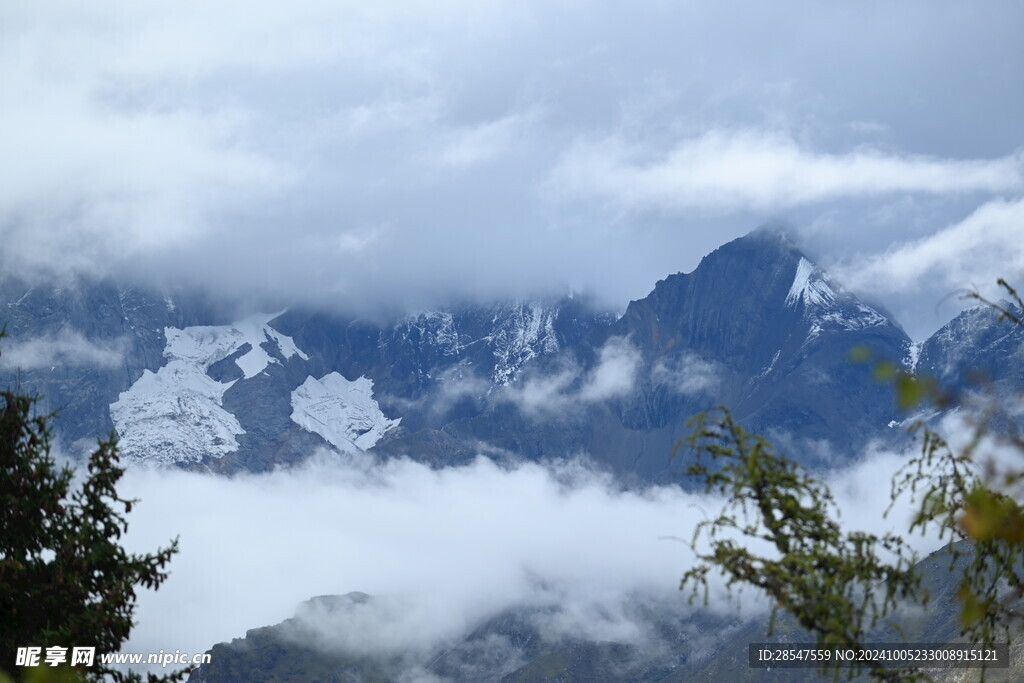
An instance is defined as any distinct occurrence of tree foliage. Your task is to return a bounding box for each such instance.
[680,409,923,681]
[680,279,1024,681]
[886,279,1024,655]
[0,335,181,682]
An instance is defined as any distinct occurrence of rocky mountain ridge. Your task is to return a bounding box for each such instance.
[1,228,1019,480]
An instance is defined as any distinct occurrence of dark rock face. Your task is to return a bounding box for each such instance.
[602,229,911,475]
[374,229,915,481]
[1,228,1019,478]
[273,298,616,433]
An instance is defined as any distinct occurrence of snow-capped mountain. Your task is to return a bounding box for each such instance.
[785,256,889,338]
[108,314,396,465]
[917,302,1024,392]
[0,281,611,471]
[388,228,912,480]
[1,228,1020,479]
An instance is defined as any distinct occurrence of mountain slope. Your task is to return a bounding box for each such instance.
[1,228,1017,479]
[373,229,913,481]
[917,303,1024,393]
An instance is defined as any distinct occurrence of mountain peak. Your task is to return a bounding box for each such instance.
[618,225,903,372]
[718,229,883,323]
[696,225,806,284]
[784,256,837,309]
[746,223,799,246]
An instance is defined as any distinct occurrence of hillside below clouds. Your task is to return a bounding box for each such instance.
[2,228,1018,480]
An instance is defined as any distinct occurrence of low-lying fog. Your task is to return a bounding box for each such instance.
[119,439,951,664]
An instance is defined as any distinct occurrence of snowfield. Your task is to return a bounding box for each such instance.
[111,313,306,464]
[290,373,400,453]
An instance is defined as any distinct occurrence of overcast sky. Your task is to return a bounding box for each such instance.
[2,1,1022,338]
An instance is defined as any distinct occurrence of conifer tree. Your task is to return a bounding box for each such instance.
[0,334,181,682]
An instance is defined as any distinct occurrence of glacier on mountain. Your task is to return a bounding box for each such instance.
[785,257,837,308]
[785,256,887,339]
[110,313,307,464]
[290,373,400,452]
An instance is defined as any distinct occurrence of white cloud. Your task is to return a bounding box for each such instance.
[116,440,946,673]
[836,197,1024,301]
[2,1,1022,336]
[502,337,641,415]
[0,330,125,370]
[334,225,387,255]
[0,72,288,279]
[382,366,492,422]
[120,453,703,665]
[547,130,1024,213]
[579,336,642,401]
[651,353,720,396]
[501,365,577,416]
[848,120,890,136]
[439,110,540,168]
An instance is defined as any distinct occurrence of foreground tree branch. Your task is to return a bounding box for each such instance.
[679,409,923,681]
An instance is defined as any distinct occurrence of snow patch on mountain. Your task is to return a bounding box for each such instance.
[290,373,400,452]
[403,311,464,357]
[159,312,306,379]
[110,313,307,463]
[930,305,1002,351]
[785,257,887,341]
[219,312,309,379]
[905,341,923,372]
[758,350,781,378]
[921,304,1024,380]
[110,364,244,465]
[810,304,887,334]
[490,303,560,386]
[786,257,836,308]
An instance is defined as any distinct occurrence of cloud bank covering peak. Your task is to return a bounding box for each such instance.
[3,1,1023,338]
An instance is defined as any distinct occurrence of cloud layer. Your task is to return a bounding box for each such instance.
[119,444,945,667]
[0,330,125,370]
[836,197,1024,306]
[548,131,1023,212]
[3,1,1022,335]
[502,336,642,416]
